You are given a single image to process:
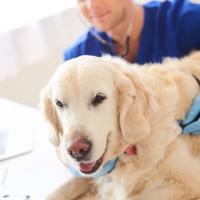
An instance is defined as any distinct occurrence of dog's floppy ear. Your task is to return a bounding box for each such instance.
[40,83,62,146]
[113,63,157,144]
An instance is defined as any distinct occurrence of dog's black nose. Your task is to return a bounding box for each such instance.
[67,138,91,161]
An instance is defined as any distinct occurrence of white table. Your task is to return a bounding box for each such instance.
[0,98,72,199]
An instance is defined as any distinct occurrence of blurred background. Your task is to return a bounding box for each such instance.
[0,0,86,107]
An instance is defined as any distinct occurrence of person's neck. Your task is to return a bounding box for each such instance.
[107,3,144,62]
[108,3,143,43]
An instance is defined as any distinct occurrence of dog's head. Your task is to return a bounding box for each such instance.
[40,55,156,176]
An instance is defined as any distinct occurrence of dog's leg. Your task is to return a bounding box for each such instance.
[46,177,98,200]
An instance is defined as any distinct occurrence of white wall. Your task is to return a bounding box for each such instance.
[0,8,86,107]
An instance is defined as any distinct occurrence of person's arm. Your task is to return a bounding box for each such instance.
[180,94,200,134]
[63,32,90,62]
[176,0,200,52]
[63,44,82,61]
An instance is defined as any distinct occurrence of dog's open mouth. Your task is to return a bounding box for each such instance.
[79,157,103,174]
[78,133,111,174]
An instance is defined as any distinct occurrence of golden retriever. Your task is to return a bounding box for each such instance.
[41,52,200,200]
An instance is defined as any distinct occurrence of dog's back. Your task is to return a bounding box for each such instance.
[134,52,200,199]
[137,51,200,120]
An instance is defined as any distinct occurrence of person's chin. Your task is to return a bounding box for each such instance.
[93,23,113,32]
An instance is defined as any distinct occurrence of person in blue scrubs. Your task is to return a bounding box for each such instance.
[64,0,200,133]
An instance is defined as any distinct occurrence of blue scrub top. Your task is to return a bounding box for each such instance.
[64,0,200,64]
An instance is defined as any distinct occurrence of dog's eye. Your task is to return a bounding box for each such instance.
[91,93,106,106]
[56,100,64,108]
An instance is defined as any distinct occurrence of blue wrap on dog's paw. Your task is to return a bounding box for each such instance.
[180,94,200,134]
[68,157,119,179]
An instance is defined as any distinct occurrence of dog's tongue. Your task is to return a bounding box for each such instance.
[79,161,96,172]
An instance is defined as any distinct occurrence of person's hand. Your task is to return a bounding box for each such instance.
[180,94,200,134]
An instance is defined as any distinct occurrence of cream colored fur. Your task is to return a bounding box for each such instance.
[41,52,200,200]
